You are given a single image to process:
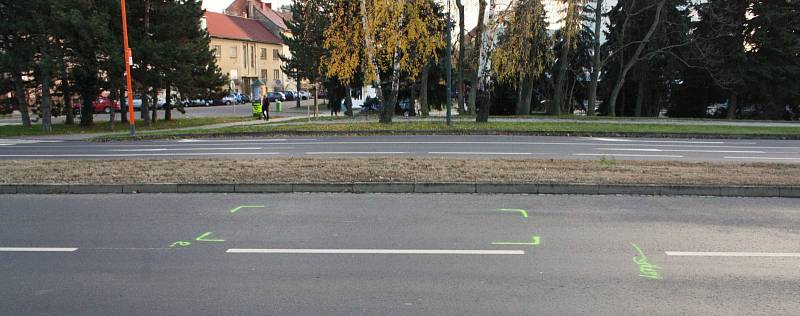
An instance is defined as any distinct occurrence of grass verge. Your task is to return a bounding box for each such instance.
[0,116,256,138]
[1,158,798,186]
[94,120,800,141]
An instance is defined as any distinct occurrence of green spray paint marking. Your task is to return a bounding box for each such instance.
[631,242,662,280]
[230,205,265,214]
[492,235,540,246]
[195,232,225,242]
[169,241,192,248]
[498,209,528,218]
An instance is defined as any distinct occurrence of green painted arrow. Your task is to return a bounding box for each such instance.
[492,235,540,246]
[230,205,265,214]
[498,208,528,218]
[195,231,225,242]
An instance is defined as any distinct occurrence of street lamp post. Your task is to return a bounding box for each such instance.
[120,0,136,137]
[445,0,453,126]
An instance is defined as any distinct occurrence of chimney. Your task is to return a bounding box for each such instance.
[265,3,272,10]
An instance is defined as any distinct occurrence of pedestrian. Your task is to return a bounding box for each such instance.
[331,99,340,116]
[261,94,270,121]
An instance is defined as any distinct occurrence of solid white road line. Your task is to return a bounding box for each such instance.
[0,247,78,252]
[305,152,409,155]
[427,152,541,155]
[226,248,525,255]
[0,153,281,158]
[665,251,800,258]
[178,138,315,142]
[725,156,800,161]
[587,137,736,144]
[108,147,263,152]
[596,148,767,154]
[574,153,684,158]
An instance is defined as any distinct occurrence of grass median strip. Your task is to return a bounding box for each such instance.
[1,158,799,186]
[93,121,800,141]
[0,116,255,138]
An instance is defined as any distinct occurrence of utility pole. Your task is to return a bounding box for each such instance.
[120,0,136,137]
[445,0,453,126]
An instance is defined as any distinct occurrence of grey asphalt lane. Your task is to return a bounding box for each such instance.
[1,194,799,315]
[2,135,800,162]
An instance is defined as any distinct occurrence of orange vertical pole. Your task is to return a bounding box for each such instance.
[120,0,136,136]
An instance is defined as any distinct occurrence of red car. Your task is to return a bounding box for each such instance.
[73,96,121,114]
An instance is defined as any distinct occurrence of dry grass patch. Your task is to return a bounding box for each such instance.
[1,158,798,186]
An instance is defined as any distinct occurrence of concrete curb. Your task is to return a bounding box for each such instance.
[0,183,798,197]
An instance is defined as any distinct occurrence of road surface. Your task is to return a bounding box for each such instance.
[1,194,798,314]
[1,135,799,162]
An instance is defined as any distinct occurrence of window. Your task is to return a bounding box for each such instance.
[251,45,255,68]
[261,70,268,81]
[212,45,221,58]
[243,44,248,68]
[272,49,280,60]
[273,69,280,82]
[229,46,237,58]
[260,48,267,60]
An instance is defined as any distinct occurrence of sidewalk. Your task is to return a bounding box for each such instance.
[3,115,308,141]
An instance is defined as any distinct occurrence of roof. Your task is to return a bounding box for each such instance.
[204,11,283,44]
[257,5,288,31]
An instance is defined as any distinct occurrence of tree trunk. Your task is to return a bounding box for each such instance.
[360,0,386,113]
[120,87,128,123]
[608,0,665,118]
[634,75,646,117]
[345,85,353,116]
[40,69,53,132]
[726,92,738,120]
[516,76,532,115]
[467,0,487,116]
[552,36,572,114]
[381,46,401,124]
[164,84,172,121]
[141,88,151,126]
[64,80,74,125]
[150,88,158,124]
[419,65,430,117]
[523,78,534,114]
[456,0,466,114]
[12,73,31,128]
[588,0,603,116]
[476,0,496,123]
[313,82,318,117]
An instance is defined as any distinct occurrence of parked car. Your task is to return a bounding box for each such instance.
[240,94,251,103]
[221,94,238,105]
[266,92,285,102]
[282,91,296,101]
[298,90,311,100]
[92,96,121,114]
[396,99,416,117]
[182,98,212,107]
[316,90,328,99]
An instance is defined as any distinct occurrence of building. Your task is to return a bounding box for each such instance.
[223,0,301,91]
[203,11,284,96]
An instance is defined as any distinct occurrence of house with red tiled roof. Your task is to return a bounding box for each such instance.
[222,0,299,91]
[203,11,285,96]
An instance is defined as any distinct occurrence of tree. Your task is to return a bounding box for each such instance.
[551,0,587,115]
[326,0,444,123]
[284,0,331,112]
[0,0,34,127]
[466,0,487,116]
[492,0,552,115]
[587,0,603,116]
[455,0,466,114]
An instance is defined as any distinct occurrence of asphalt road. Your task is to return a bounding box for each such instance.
[1,135,799,163]
[1,194,798,315]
